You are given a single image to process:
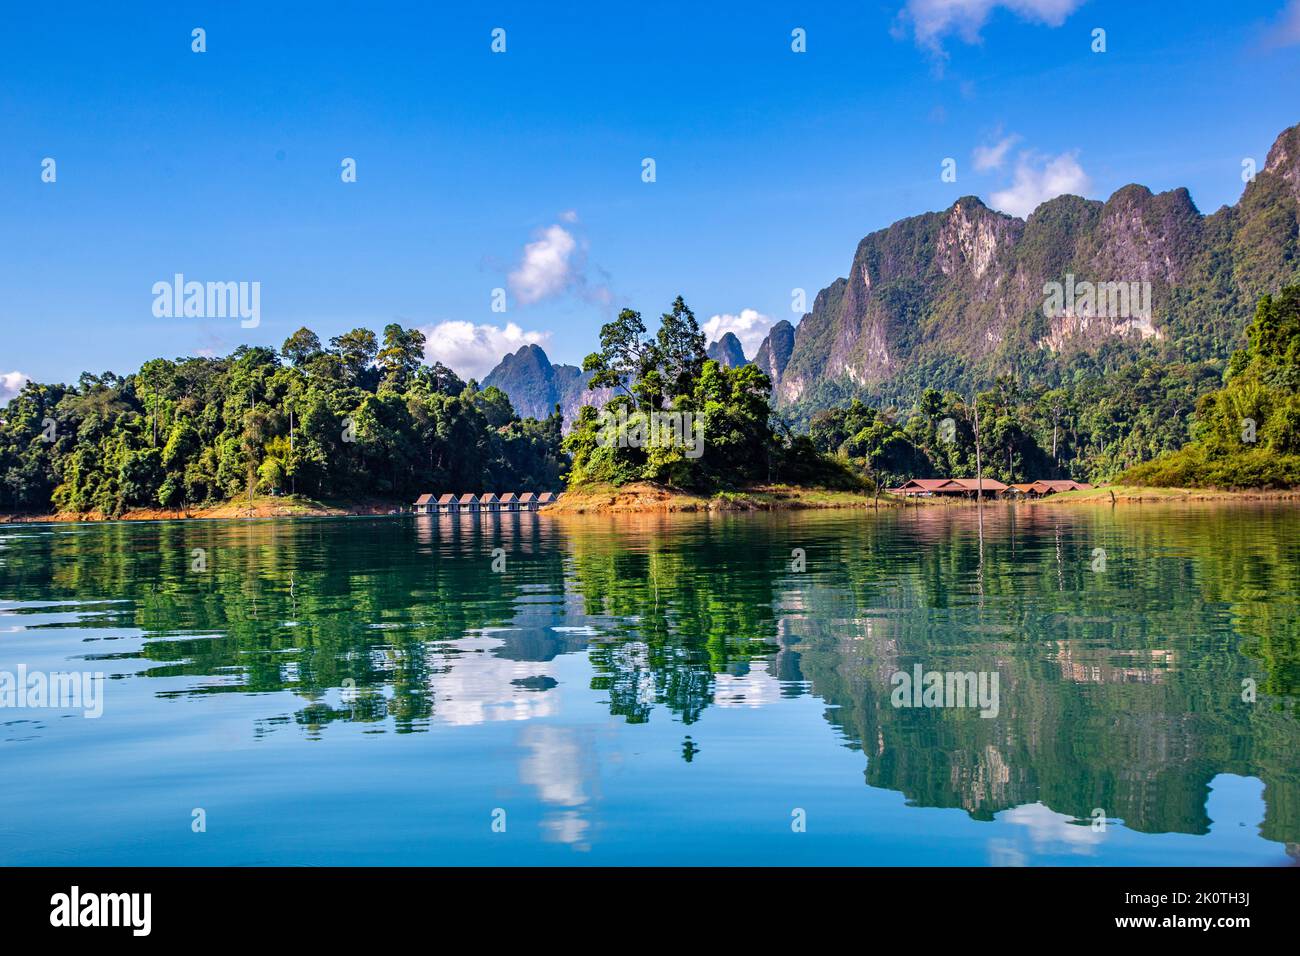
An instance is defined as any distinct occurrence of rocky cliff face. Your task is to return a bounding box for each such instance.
[1266,124,1300,203]
[753,319,796,394]
[772,121,1300,408]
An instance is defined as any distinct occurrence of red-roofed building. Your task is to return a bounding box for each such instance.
[888,477,1008,497]
[945,477,1008,494]
[889,478,955,496]
[1006,479,1095,498]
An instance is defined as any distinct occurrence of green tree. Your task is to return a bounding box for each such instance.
[281,327,324,367]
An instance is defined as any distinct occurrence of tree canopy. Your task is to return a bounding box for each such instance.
[0,325,566,516]
[565,297,861,490]
[1124,284,1300,488]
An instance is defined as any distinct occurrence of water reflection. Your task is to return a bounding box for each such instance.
[1,503,1298,857]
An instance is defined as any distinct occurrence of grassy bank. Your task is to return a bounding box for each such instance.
[543,482,896,514]
[1042,485,1300,503]
[0,494,404,523]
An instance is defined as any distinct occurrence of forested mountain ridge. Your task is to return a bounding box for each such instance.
[758,121,1300,413]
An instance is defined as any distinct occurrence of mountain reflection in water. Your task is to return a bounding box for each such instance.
[0,503,1296,865]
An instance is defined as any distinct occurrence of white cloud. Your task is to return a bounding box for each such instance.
[0,371,29,403]
[420,321,551,380]
[973,133,1020,172]
[701,309,776,359]
[898,0,1083,51]
[1002,802,1103,854]
[989,150,1091,218]
[505,216,614,308]
[508,224,577,306]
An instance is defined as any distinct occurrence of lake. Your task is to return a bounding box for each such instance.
[1,503,1297,865]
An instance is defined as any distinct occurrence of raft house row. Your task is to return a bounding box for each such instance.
[886,478,1094,499]
[411,492,561,515]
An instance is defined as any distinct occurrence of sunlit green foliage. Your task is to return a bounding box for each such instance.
[0,326,567,515]
[566,296,863,490]
[1125,284,1300,488]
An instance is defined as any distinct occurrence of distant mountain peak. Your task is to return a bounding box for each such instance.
[706,332,749,367]
[1265,122,1300,201]
[482,344,611,428]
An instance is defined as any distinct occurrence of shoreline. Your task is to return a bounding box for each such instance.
[1037,485,1300,504]
[541,481,1300,514]
[4,484,1299,524]
[0,496,402,525]
[539,482,893,514]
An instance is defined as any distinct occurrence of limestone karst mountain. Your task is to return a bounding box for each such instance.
[484,122,1300,421]
[482,343,612,426]
[754,121,1300,410]
[706,331,750,368]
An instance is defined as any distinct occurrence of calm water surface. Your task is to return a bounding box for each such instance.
[1,504,1298,865]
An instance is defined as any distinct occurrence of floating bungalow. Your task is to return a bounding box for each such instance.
[412,491,559,515]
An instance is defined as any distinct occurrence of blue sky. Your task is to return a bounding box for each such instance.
[2,0,1299,395]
